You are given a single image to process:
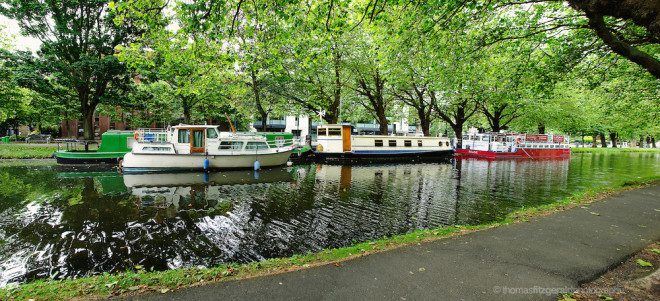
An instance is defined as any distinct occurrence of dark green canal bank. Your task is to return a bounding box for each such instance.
[0,153,658,289]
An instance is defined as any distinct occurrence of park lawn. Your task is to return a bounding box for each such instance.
[571,147,660,154]
[2,176,658,301]
[0,144,57,159]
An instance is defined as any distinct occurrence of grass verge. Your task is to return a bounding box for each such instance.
[1,177,659,301]
[0,144,57,159]
[571,147,660,154]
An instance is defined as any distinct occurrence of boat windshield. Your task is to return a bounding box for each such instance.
[206,128,218,139]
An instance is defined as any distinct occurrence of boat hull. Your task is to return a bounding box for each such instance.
[455,148,570,159]
[54,151,126,164]
[121,150,293,173]
[316,149,454,164]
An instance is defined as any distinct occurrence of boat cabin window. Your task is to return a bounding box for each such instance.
[219,141,244,150]
[246,142,270,150]
[192,131,204,148]
[327,128,341,136]
[375,139,383,147]
[418,140,423,147]
[142,146,171,151]
[445,141,450,147]
[317,128,327,136]
[388,140,397,147]
[404,140,412,147]
[178,129,190,143]
[206,128,218,139]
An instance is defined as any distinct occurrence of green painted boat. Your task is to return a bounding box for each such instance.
[54,131,134,164]
[253,132,295,146]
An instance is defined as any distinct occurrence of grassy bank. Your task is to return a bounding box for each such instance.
[571,147,660,154]
[0,144,57,159]
[2,177,659,301]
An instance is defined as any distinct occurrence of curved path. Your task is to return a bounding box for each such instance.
[128,185,659,301]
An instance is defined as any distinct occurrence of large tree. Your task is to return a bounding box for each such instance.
[0,0,143,139]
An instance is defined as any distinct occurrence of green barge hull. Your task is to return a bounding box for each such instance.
[54,131,134,164]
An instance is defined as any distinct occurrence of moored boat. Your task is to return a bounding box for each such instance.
[315,124,453,163]
[455,132,570,159]
[121,125,296,173]
[54,131,134,164]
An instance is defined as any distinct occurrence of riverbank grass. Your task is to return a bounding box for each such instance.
[0,144,57,159]
[571,147,660,154]
[2,177,659,301]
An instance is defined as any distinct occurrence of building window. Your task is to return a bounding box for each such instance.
[418,140,423,147]
[375,139,383,147]
[404,140,412,147]
[389,140,397,147]
[328,128,341,136]
[178,129,190,143]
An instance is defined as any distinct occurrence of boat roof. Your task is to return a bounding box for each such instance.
[172,124,219,129]
[317,124,351,128]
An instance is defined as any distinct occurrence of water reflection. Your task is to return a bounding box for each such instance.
[0,154,657,286]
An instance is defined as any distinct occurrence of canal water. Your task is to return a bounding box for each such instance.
[0,153,658,286]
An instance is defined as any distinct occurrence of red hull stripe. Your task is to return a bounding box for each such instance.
[455,148,571,159]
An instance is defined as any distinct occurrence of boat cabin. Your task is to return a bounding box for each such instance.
[461,132,570,152]
[316,124,451,154]
[132,125,294,155]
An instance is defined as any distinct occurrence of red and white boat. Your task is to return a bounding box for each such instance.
[455,132,570,159]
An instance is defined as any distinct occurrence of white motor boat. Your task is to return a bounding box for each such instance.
[121,125,296,173]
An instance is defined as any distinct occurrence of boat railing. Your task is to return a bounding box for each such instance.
[265,138,297,149]
[54,139,98,151]
[135,128,169,143]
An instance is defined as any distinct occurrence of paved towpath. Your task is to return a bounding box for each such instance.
[128,185,660,301]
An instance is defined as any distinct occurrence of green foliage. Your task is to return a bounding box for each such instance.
[0,0,657,141]
[635,259,653,267]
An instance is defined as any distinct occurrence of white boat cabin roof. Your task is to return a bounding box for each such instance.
[172,124,219,129]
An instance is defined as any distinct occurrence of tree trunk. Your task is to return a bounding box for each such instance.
[652,137,656,148]
[639,136,644,148]
[260,113,268,132]
[81,107,95,140]
[600,134,607,147]
[418,108,431,136]
[453,124,463,148]
[609,132,617,148]
[377,114,388,135]
[491,119,501,133]
[251,70,268,132]
[329,46,342,124]
[537,124,546,134]
[592,135,598,147]
[183,104,192,124]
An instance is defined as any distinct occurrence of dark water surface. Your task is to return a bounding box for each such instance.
[0,153,658,285]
